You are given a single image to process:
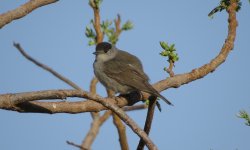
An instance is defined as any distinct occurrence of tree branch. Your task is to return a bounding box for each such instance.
[166,60,175,77]
[0,89,149,113]
[81,110,112,149]
[89,0,103,43]
[137,96,157,150]
[81,77,111,149]
[0,0,59,29]
[151,0,238,98]
[114,14,122,38]
[13,42,82,91]
[112,113,129,150]
[0,89,157,149]
[66,140,86,150]
[106,89,129,150]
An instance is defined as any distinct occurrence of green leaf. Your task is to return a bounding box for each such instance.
[238,110,250,126]
[145,99,150,105]
[122,20,133,31]
[88,40,96,46]
[85,26,96,38]
[159,41,168,50]
[170,44,175,51]
[208,0,242,17]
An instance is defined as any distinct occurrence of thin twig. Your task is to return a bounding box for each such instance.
[114,14,122,38]
[66,140,86,150]
[81,77,101,149]
[0,0,58,29]
[89,77,100,119]
[166,60,175,77]
[13,42,82,90]
[112,113,130,150]
[107,89,130,150]
[81,111,111,149]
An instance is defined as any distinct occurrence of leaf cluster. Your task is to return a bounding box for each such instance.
[159,41,179,63]
[85,20,97,46]
[85,19,133,46]
[89,0,102,9]
[238,110,250,126]
[208,0,242,18]
[102,19,133,45]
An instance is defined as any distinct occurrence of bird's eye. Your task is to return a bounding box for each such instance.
[104,49,109,53]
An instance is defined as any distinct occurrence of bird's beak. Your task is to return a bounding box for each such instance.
[93,51,104,55]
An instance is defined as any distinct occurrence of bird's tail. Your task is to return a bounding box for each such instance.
[144,83,173,105]
[155,92,173,106]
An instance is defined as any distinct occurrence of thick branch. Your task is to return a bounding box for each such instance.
[151,0,238,97]
[0,0,58,29]
[0,89,157,149]
[0,89,134,113]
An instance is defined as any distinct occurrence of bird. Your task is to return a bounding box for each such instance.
[93,42,172,105]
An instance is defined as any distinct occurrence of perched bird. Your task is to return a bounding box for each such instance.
[93,42,172,105]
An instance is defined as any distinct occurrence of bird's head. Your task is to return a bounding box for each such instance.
[93,42,117,62]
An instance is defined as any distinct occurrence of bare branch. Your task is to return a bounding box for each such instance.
[92,90,158,149]
[112,113,129,150]
[89,77,100,119]
[101,100,157,150]
[0,0,58,29]
[0,89,157,149]
[106,89,129,150]
[81,77,108,149]
[90,77,99,95]
[89,0,103,43]
[81,110,112,149]
[114,14,122,38]
[137,97,157,150]
[13,42,82,90]
[0,89,134,113]
[166,60,175,77]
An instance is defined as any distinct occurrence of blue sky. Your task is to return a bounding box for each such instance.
[1,0,250,150]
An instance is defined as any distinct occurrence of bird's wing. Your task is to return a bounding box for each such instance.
[103,58,152,92]
[103,58,173,105]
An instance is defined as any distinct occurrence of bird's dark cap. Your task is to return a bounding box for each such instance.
[95,42,112,53]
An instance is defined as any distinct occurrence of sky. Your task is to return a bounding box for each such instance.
[0,0,250,150]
